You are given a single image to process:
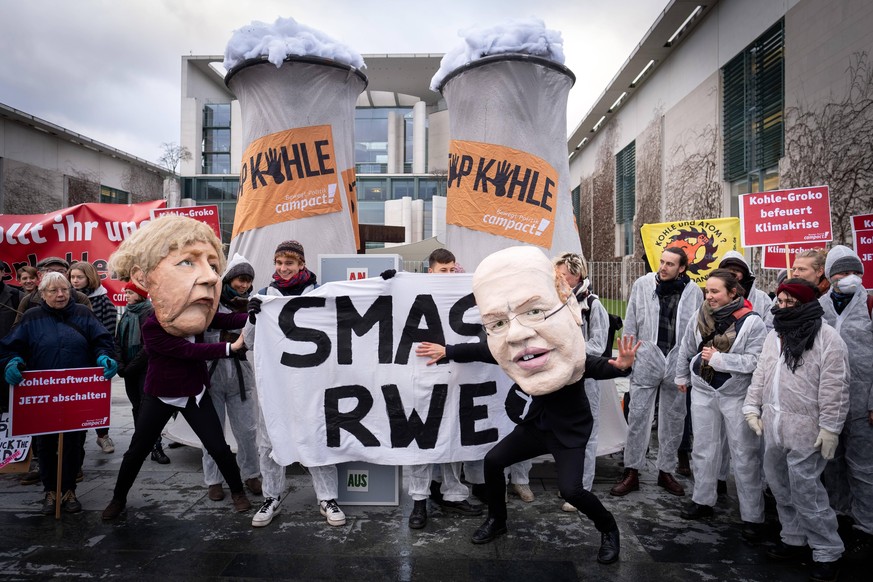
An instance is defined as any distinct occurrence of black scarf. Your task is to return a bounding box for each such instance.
[220,283,250,313]
[655,272,690,297]
[771,301,823,373]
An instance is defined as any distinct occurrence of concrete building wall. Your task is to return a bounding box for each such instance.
[567,0,873,260]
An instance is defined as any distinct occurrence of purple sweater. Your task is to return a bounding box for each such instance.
[142,311,248,398]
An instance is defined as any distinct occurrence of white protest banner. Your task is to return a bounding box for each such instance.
[253,273,515,466]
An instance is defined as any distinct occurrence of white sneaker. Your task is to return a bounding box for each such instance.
[97,435,115,454]
[319,499,346,526]
[561,501,577,512]
[252,497,281,528]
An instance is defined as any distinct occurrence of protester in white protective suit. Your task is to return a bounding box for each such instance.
[406,248,484,531]
[819,246,873,561]
[201,254,262,502]
[743,278,850,582]
[554,252,610,510]
[611,247,703,497]
[246,240,344,529]
[706,251,772,487]
[675,269,766,541]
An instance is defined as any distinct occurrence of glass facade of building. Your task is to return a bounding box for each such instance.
[202,103,231,175]
[354,108,413,173]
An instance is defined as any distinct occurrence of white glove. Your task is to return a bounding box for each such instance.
[814,428,839,460]
[744,413,763,436]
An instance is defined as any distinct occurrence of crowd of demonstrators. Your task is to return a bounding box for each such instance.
[5,227,872,579]
[14,257,92,325]
[115,281,169,465]
[101,216,252,521]
[612,246,703,498]
[0,272,117,514]
[246,240,346,529]
[201,253,262,503]
[69,261,118,455]
[552,251,612,511]
[674,269,767,541]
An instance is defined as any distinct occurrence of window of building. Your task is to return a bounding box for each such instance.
[615,141,636,256]
[723,19,783,208]
[202,103,231,174]
[355,107,413,173]
[100,186,129,204]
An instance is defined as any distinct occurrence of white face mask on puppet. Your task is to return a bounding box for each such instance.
[134,241,221,337]
[473,246,586,396]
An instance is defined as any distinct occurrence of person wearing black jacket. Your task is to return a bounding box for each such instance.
[467,246,639,565]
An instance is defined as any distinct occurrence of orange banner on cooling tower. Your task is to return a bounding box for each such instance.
[233,125,342,238]
[446,140,558,246]
[342,167,361,250]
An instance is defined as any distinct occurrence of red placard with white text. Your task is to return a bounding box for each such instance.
[0,201,165,306]
[151,205,222,241]
[760,243,828,270]
[9,368,110,437]
[738,185,832,247]
[851,213,873,290]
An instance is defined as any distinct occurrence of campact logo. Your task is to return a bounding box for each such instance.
[482,214,550,237]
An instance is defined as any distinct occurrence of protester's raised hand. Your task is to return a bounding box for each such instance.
[248,297,262,324]
[415,342,447,366]
[608,335,640,371]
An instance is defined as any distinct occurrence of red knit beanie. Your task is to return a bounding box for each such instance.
[123,281,148,299]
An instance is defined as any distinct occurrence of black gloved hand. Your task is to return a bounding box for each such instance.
[380,269,396,280]
[248,297,262,325]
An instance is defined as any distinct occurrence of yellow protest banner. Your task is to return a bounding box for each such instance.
[446,140,558,246]
[233,125,342,238]
[640,217,743,286]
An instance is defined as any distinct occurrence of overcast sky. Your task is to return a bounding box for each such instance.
[0,0,669,165]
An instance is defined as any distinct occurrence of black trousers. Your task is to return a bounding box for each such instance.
[484,423,617,533]
[112,391,243,502]
[38,430,85,493]
[123,372,162,447]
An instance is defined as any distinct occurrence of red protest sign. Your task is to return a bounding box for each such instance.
[852,214,873,233]
[9,368,110,437]
[851,214,873,290]
[151,205,222,241]
[738,185,832,247]
[0,201,165,306]
[760,243,827,270]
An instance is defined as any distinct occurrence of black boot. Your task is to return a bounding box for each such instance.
[151,442,170,464]
[680,502,714,520]
[597,528,621,564]
[408,499,427,529]
[471,517,507,544]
